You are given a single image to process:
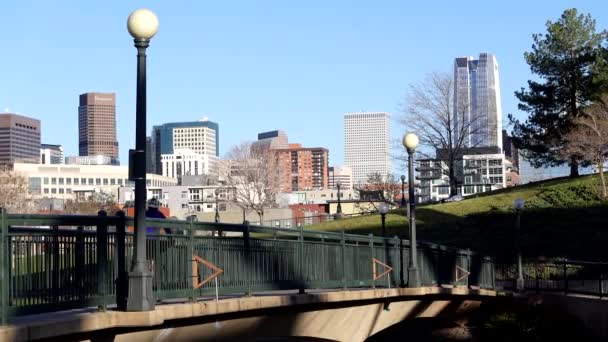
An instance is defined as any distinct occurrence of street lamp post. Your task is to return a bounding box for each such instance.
[335,181,343,217]
[126,8,159,311]
[403,133,420,288]
[514,198,525,292]
[400,175,406,207]
[379,203,389,237]
[215,188,221,223]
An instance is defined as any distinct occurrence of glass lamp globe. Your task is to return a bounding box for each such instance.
[403,133,419,152]
[127,9,159,39]
[379,203,389,215]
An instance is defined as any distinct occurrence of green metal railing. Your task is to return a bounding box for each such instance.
[0,209,496,323]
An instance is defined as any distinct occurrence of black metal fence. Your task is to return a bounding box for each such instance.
[496,260,607,297]
[0,210,495,323]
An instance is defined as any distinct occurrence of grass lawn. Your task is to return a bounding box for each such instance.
[309,174,608,260]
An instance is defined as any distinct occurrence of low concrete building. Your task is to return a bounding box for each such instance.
[280,189,358,205]
[14,163,177,202]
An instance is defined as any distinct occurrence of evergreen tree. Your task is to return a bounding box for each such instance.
[509,8,608,177]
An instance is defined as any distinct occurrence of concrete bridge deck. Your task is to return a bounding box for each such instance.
[0,287,501,342]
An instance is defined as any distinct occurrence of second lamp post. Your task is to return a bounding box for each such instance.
[403,133,420,288]
[379,202,389,237]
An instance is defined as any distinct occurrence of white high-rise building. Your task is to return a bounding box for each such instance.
[344,112,392,185]
[453,53,503,150]
[161,149,217,179]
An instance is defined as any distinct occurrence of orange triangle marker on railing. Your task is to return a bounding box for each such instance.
[455,265,470,282]
[192,255,224,289]
[372,258,393,280]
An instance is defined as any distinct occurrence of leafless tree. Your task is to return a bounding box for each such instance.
[355,172,400,210]
[399,71,484,196]
[562,96,608,198]
[221,141,280,223]
[0,166,31,213]
[64,191,117,214]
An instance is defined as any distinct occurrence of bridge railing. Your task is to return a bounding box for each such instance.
[496,260,607,297]
[0,210,496,323]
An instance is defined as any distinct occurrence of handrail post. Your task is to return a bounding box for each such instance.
[599,264,603,298]
[399,237,405,287]
[75,225,85,303]
[466,249,472,289]
[563,262,568,295]
[52,225,59,304]
[341,231,346,290]
[115,211,127,310]
[97,210,108,311]
[0,208,8,325]
[369,234,374,289]
[535,261,540,293]
[244,221,251,296]
[394,235,399,288]
[298,226,305,294]
[188,217,195,302]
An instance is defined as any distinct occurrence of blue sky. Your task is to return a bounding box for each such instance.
[1,1,607,172]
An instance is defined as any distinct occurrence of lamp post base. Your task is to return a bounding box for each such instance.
[126,260,155,311]
[515,277,525,292]
[407,267,421,288]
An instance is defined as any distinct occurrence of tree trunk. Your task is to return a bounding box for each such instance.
[448,167,458,197]
[257,211,264,225]
[599,161,607,199]
[569,158,579,178]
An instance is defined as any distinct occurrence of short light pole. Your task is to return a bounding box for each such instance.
[126,8,159,312]
[379,203,389,237]
[335,181,343,218]
[403,133,420,288]
[514,198,525,292]
[214,188,221,223]
[400,175,406,207]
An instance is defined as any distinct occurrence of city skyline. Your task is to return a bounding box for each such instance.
[1,1,607,173]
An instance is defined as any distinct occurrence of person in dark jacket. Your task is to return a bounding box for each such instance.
[146,198,168,293]
[146,198,167,235]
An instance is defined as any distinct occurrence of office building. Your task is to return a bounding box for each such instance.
[252,130,289,150]
[78,92,119,161]
[151,119,219,176]
[0,113,41,165]
[40,144,64,165]
[275,144,329,192]
[344,112,392,184]
[146,136,155,173]
[453,53,503,150]
[328,165,353,190]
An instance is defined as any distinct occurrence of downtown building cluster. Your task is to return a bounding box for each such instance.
[1,52,522,218]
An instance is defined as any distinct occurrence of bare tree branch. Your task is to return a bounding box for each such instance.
[399,71,487,196]
[220,141,280,222]
[562,94,608,198]
[0,166,31,213]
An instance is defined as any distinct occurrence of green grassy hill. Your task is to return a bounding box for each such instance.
[309,174,608,260]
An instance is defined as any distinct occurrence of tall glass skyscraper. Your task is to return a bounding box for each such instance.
[453,53,503,150]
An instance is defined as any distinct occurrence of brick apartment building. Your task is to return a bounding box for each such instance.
[275,144,329,192]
